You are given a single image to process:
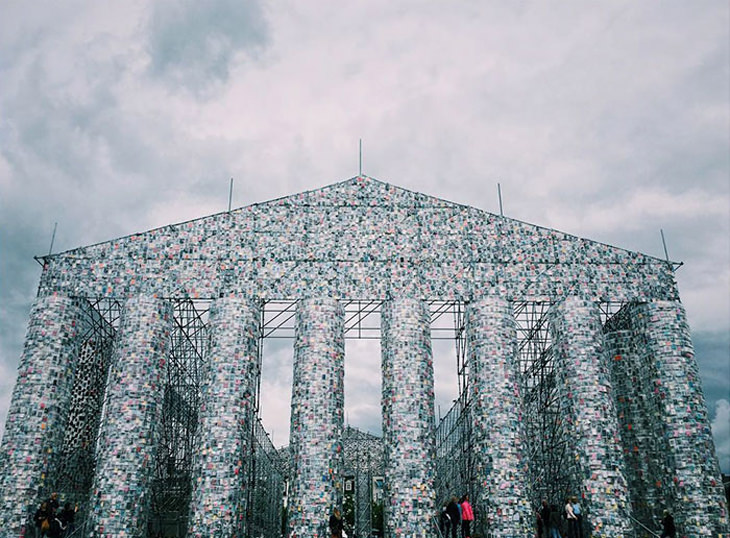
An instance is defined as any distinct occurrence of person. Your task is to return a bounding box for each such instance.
[446,497,461,538]
[46,493,59,514]
[570,496,582,538]
[45,513,65,538]
[60,502,77,535]
[440,505,452,537]
[329,507,343,538]
[539,500,551,538]
[564,498,577,538]
[460,494,474,538]
[33,502,49,538]
[548,504,562,538]
[660,510,676,538]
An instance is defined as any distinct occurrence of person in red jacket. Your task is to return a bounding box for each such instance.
[460,494,474,538]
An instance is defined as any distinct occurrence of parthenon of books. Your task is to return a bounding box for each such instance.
[0,176,727,537]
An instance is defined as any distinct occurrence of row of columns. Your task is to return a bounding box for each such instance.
[0,295,727,537]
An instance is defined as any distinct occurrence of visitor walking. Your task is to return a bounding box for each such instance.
[45,513,66,538]
[570,496,583,538]
[564,498,577,538]
[548,504,562,538]
[446,497,461,538]
[60,502,77,536]
[33,501,50,538]
[46,493,59,514]
[660,510,676,538]
[329,507,343,538]
[460,494,474,538]
[538,500,551,538]
[440,504,452,537]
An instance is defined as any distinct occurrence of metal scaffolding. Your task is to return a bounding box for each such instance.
[49,297,287,537]
[249,420,287,538]
[43,292,638,537]
[342,426,385,538]
[55,298,120,517]
[433,300,628,518]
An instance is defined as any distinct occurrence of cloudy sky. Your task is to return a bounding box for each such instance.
[1,1,728,471]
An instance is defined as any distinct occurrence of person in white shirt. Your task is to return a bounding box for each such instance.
[564,498,577,538]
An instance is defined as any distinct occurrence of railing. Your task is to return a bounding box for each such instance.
[431,514,445,538]
[63,519,88,537]
[625,512,661,538]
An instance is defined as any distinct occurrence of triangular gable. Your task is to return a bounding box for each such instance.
[37,176,676,301]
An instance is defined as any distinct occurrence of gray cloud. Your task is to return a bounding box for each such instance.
[146,0,269,95]
[711,399,730,472]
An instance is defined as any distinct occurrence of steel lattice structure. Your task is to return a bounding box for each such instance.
[1,176,727,537]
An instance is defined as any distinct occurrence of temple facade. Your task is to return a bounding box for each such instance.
[0,176,727,537]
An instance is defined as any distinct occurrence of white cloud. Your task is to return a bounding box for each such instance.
[711,399,730,473]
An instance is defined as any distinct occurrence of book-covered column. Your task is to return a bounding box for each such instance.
[288,298,345,538]
[0,295,80,536]
[604,308,664,531]
[550,297,631,538]
[87,295,172,537]
[466,297,532,537]
[188,296,261,537]
[631,300,729,537]
[381,298,435,538]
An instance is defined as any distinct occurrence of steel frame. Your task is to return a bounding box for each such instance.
[342,426,385,538]
[56,296,626,537]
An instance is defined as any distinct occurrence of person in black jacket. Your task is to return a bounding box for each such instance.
[538,500,551,538]
[46,493,59,513]
[446,497,461,538]
[439,504,452,537]
[60,502,77,535]
[660,510,676,538]
[33,502,49,538]
[329,507,343,538]
[45,514,65,538]
[548,504,562,538]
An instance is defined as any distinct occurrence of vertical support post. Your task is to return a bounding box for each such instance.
[187,296,261,537]
[0,295,80,536]
[288,298,345,538]
[497,183,504,217]
[381,298,435,538]
[467,296,532,537]
[550,297,631,538]
[632,300,729,536]
[87,295,172,537]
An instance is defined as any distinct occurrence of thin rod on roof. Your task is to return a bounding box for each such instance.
[359,139,363,176]
[228,178,234,212]
[660,228,670,263]
[48,222,58,256]
[498,183,504,217]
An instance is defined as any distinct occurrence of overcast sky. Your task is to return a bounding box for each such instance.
[1,1,728,472]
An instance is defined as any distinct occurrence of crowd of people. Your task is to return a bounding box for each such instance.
[536,497,583,538]
[535,496,677,538]
[439,494,475,538]
[31,492,77,538]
